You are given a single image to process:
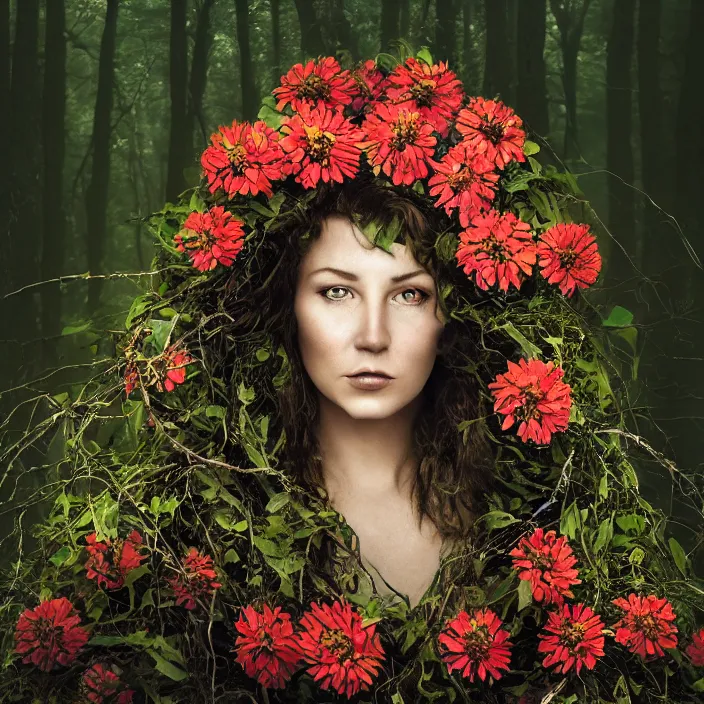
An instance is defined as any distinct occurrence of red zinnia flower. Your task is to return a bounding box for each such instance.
[84,529,148,591]
[488,357,572,445]
[167,547,222,610]
[455,209,537,293]
[429,143,499,227]
[295,598,386,698]
[279,103,365,189]
[686,627,704,666]
[273,56,357,113]
[612,593,678,659]
[82,663,135,704]
[233,603,304,689]
[538,602,605,675]
[14,597,90,671]
[359,102,437,186]
[201,120,285,199]
[350,59,387,112]
[174,206,246,272]
[456,97,526,170]
[155,345,193,393]
[536,223,602,297]
[386,57,463,137]
[438,608,513,683]
[509,528,581,605]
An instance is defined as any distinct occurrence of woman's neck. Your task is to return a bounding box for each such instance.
[316,393,422,502]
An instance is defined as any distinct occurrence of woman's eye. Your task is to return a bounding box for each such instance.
[320,287,430,305]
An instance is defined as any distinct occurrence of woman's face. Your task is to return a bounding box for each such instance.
[294,215,446,420]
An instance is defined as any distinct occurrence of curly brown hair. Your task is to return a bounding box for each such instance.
[227,175,495,543]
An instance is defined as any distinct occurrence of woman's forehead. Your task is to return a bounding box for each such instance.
[301,215,426,274]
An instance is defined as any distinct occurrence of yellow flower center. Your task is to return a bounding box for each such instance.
[480,120,505,144]
[559,248,577,269]
[304,124,336,165]
[223,140,248,172]
[560,620,587,648]
[410,78,437,107]
[320,628,354,660]
[298,74,331,101]
[391,112,421,151]
[463,623,491,660]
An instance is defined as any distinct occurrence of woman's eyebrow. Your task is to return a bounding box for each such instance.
[309,267,428,282]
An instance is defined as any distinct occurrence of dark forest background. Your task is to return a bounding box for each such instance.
[0,0,702,545]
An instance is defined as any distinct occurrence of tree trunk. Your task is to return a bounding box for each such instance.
[637,0,666,274]
[271,0,282,82]
[675,1,704,231]
[85,0,120,314]
[549,0,592,160]
[516,0,549,136]
[165,0,189,202]
[41,0,67,367]
[606,0,636,275]
[235,0,258,121]
[190,0,215,152]
[331,0,360,60]
[462,0,482,93]
[483,0,511,101]
[400,0,411,39]
[2,0,41,385]
[380,0,401,53]
[434,0,457,66]
[0,0,9,178]
[293,0,326,59]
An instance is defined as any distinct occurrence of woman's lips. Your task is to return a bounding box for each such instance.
[346,374,393,390]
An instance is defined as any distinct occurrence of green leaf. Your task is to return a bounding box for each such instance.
[61,321,92,336]
[615,513,645,535]
[249,200,276,218]
[255,348,270,362]
[90,635,127,646]
[49,546,72,567]
[593,517,613,553]
[523,140,540,156]
[602,305,633,327]
[479,510,519,531]
[257,95,284,129]
[237,382,255,405]
[495,322,542,359]
[125,294,153,329]
[253,535,283,557]
[517,578,533,611]
[416,47,433,65]
[668,537,688,576]
[268,192,286,215]
[693,678,704,693]
[266,493,290,514]
[150,652,188,682]
[205,405,226,419]
[144,319,173,354]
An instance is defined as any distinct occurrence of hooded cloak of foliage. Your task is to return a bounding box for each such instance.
[1,50,703,704]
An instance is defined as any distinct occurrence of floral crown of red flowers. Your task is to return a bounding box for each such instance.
[175,51,602,302]
[151,52,605,447]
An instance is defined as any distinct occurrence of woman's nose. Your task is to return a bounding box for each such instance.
[353,298,391,351]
